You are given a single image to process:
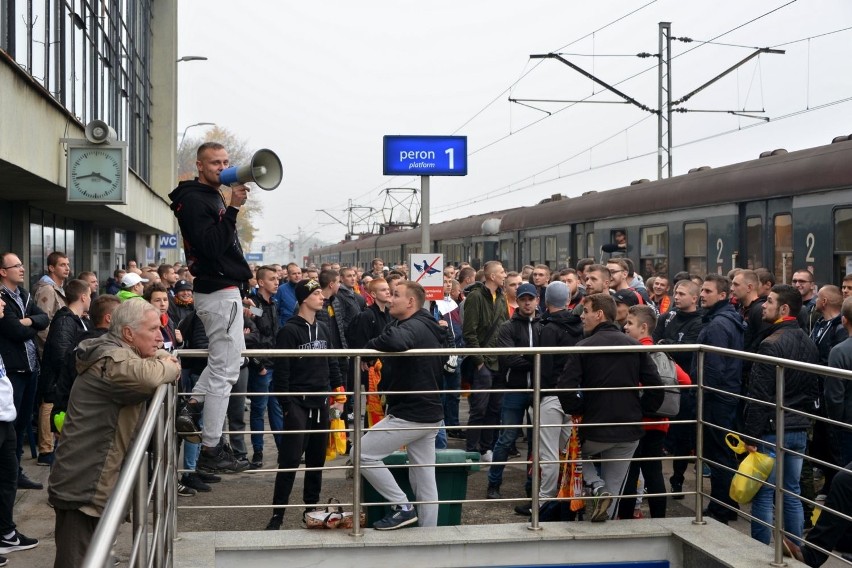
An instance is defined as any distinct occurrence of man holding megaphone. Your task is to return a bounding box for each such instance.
[169,142,254,474]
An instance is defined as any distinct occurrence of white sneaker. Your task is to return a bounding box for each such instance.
[480,450,493,463]
[815,493,827,502]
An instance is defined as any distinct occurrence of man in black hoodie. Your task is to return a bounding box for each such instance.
[265,279,343,531]
[170,142,253,474]
[360,281,446,530]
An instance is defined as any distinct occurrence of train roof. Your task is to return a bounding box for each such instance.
[500,140,852,230]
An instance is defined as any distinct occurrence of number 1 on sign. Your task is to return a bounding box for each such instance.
[445,148,454,170]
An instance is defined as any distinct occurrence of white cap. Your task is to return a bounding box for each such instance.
[121,273,149,288]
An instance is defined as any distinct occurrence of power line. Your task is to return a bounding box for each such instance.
[433,95,852,218]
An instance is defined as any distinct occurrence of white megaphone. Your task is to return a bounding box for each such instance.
[219,149,283,190]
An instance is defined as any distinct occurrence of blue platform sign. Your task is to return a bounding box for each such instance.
[159,234,178,249]
[383,135,467,176]
[245,253,264,262]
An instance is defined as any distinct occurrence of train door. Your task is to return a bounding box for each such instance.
[572,224,585,267]
[738,201,766,273]
[767,198,794,284]
[833,207,852,284]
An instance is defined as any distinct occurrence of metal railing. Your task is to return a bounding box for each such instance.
[82,343,852,567]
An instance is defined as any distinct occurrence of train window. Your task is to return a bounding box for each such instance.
[611,229,628,253]
[500,239,514,269]
[746,217,763,270]
[640,226,668,279]
[684,222,707,276]
[530,237,541,265]
[774,214,793,284]
[835,208,852,251]
[587,232,595,259]
[575,232,584,263]
[545,236,556,266]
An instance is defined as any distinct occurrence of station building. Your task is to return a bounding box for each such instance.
[0,0,178,286]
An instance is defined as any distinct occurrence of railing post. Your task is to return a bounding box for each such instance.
[694,349,706,525]
[350,354,363,537]
[528,353,542,531]
[166,383,176,565]
[154,398,165,568]
[133,452,149,568]
[772,365,786,567]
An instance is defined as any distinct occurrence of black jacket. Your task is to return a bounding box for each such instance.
[0,286,49,373]
[244,292,279,369]
[168,179,252,294]
[692,300,744,401]
[39,307,88,401]
[348,303,391,350]
[653,308,703,376]
[744,319,819,438]
[538,309,584,395]
[557,322,663,443]
[496,310,541,390]
[273,315,342,409]
[53,327,109,413]
[365,309,445,423]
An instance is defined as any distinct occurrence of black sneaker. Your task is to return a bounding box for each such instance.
[17,472,43,490]
[181,473,211,493]
[176,401,203,444]
[37,452,54,466]
[486,483,501,499]
[250,451,263,469]
[0,530,39,553]
[373,507,418,530]
[197,445,249,474]
[0,554,6,566]
[197,472,221,484]
[177,483,196,497]
[265,515,283,531]
[514,503,532,516]
[670,481,684,500]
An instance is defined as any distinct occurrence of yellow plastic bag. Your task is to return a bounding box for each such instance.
[725,433,775,504]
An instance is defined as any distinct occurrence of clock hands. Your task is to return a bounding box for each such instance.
[76,171,113,183]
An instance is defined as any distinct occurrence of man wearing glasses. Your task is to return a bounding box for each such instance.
[792,269,818,333]
[0,253,50,490]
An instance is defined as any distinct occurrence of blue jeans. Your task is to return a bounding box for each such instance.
[248,367,283,452]
[751,430,808,545]
[435,420,448,449]
[488,392,532,486]
[441,368,461,427]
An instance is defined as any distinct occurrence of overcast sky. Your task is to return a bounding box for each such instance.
[177,0,852,252]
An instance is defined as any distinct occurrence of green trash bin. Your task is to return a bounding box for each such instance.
[362,448,480,526]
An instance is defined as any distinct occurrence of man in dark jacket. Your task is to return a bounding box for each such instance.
[486,283,541,500]
[744,284,819,546]
[265,279,343,531]
[693,274,744,524]
[244,266,282,469]
[462,260,508,460]
[827,297,852,466]
[170,142,253,474]
[653,279,703,498]
[37,279,91,466]
[535,281,583,509]
[0,252,49,490]
[558,293,663,522]
[359,280,446,530]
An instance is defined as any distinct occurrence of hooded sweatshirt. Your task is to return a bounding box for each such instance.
[168,179,252,294]
[366,308,446,423]
[273,314,342,408]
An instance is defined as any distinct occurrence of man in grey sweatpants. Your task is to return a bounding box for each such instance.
[557,293,663,521]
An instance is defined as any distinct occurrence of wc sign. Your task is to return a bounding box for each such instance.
[159,234,178,249]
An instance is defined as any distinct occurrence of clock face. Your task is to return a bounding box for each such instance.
[68,147,124,201]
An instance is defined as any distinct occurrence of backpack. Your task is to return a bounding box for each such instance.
[647,351,680,418]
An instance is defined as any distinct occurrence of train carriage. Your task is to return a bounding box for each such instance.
[311,138,852,285]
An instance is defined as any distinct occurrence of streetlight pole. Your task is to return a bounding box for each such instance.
[179,122,215,148]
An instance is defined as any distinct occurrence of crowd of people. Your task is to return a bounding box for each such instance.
[3,140,851,566]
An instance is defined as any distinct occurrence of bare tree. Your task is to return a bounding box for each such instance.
[177,126,265,250]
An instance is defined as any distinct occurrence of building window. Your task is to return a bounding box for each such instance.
[1,0,153,183]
